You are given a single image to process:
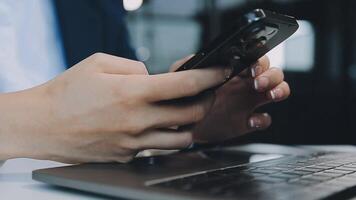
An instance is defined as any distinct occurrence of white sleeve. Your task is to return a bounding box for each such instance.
[0,161,4,167]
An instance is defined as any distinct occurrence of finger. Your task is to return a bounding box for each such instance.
[267,81,291,102]
[251,81,291,108]
[170,54,195,72]
[248,113,272,131]
[251,56,270,77]
[146,93,215,129]
[136,129,193,150]
[254,67,284,92]
[238,56,270,77]
[89,53,149,75]
[140,67,231,102]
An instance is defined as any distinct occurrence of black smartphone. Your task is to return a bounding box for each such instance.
[175,9,299,77]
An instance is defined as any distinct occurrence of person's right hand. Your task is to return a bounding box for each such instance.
[2,53,229,163]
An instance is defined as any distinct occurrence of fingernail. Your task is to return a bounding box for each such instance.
[251,66,262,78]
[254,77,269,90]
[249,118,255,128]
[224,67,233,81]
[249,118,261,129]
[270,88,283,101]
[270,90,276,100]
[251,67,256,78]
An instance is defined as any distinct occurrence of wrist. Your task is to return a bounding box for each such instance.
[0,85,53,160]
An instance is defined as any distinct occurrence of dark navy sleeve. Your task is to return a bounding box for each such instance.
[54,0,136,68]
[98,0,137,60]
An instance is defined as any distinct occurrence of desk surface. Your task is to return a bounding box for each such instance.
[0,159,110,200]
[2,144,356,199]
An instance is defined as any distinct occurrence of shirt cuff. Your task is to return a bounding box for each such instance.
[0,161,4,167]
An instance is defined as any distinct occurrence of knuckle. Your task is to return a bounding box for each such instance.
[119,138,141,151]
[121,60,149,75]
[258,56,269,67]
[264,56,270,66]
[271,67,284,76]
[135,61,148,74]
[90,52,107,64]
[110,143,139,163]
[111,98,148,134]
[268,68,284,81]
[110,107,144,135]
[192,103,207,122]
[123,121,145,135]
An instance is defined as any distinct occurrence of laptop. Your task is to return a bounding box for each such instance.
[33,144,356,200]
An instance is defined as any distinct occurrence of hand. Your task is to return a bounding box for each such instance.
[0,53,230,163]
[170,55,290,142]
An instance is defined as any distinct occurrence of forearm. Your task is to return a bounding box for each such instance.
[0,86,51,160]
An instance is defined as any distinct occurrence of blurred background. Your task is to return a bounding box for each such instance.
[123,0,356,145]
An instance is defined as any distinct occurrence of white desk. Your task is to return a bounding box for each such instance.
[2,145,356,199]
[0,159,109,200]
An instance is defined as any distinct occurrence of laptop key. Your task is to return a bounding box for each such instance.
[254,176,287,183]
[270,173,301,179]
[301,175,333,182]
[286,170,313,176]
[151,152,356,200]
[309,165,333,170]
[334,166,356,172]
[298,167,323,173]
[320,163,344,167]
[275,164,296,169]
[314,172,344,178]
[344,164,356,168]
[324,169,354,175]
[269,167,292,171]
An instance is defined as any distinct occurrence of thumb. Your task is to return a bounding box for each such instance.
[248,113,272,131]
[89,53,149,75]
[169,54,195,72]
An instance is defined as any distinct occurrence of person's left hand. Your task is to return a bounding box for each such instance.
[170,55,290,143]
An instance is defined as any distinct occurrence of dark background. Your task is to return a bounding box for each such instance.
[124,0,356,145]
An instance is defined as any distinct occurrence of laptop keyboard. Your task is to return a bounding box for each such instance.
[149,153,356,199]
